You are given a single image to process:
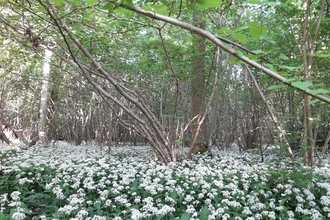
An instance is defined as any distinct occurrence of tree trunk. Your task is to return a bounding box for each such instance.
[38,49,52,145]
[245,64,294,162]
[188,10,208,156]
[300,0,326,167]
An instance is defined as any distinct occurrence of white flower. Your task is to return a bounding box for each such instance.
[186,205,196,213]
[276,184,283,189]
[242,206,252,215]
[156,205,175,215]
[251,202,266,211]
[184,195,194,202]
[58,204,77,215]
[222,213,231,219]
[134,196,141,203]
[287,210,294,217]
[321,196,330,206]
[52,186,65,200]
[11,191,21,201]
[0,193,8,203]
[18,178,33,185]
[131,208,143,220]
[12,212,26,220]
[205,199,211,205]
[114,195,128,205]
[296,195,305,203]
[76,209,88,218]
[267,211,276,220]
[310,208,322,220]
[275,206,284,211]
[92,215,106,220]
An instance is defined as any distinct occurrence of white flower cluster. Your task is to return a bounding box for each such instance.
[1,143,330,219]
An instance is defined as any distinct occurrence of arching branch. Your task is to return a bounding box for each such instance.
[118,4,330,105]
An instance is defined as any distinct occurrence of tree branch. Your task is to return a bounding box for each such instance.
[119,4,330,104]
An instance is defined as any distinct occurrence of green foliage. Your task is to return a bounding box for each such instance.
[268,85,285,90]
[291,81,313,89]
[247,21,267,39]
[267,165,324,189]
[52,0,64,5]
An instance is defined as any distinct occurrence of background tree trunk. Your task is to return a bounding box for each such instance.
[38,49,52,145]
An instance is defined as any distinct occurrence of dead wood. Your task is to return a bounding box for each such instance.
[2,121,29,145]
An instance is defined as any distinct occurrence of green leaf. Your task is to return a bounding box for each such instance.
[122,0,134,8]
[279,65,301,71]
[311,52,330,58]
[309,88,330,95]
[101,3,115,10]
[251,49,265,54]
[52,0,64,5]
[233,33,248,43]
[199,206,210,220]
[278,71,288,77]
[181,212,191,220]
[314,83,325,87]
[283,78,296,83]
[169,191,177,200]
[260,34,275,44]
[264,63,274,71]
[196,0,220,9]
[310,99,320,105]
[292,81,313,89]
[268,85,285,90]
[279,53,289,60]
[143,5,167,15]
[229,56,239,64]
[247,21,267,38]
[237,50,244,57]
[87,0,97,5]
[218,27,235,35]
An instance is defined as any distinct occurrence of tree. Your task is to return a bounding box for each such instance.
[300,0,326,167]
[1,0,330,164]
[188,9,208,157]
[37,48,52,145]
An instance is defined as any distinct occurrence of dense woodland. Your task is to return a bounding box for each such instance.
[0,0,330,165]
[2,1,330,219]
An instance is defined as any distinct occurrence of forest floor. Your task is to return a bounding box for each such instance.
[0,142,330,220]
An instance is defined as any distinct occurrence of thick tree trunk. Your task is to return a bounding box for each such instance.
[188,10,208,156]
[38,49,52,145]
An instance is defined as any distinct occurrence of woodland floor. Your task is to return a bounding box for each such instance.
[0,142,330,219]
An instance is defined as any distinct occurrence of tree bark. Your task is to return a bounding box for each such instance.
[300,0,326,167]
[38,49,52,145]
[188,10,208,156]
